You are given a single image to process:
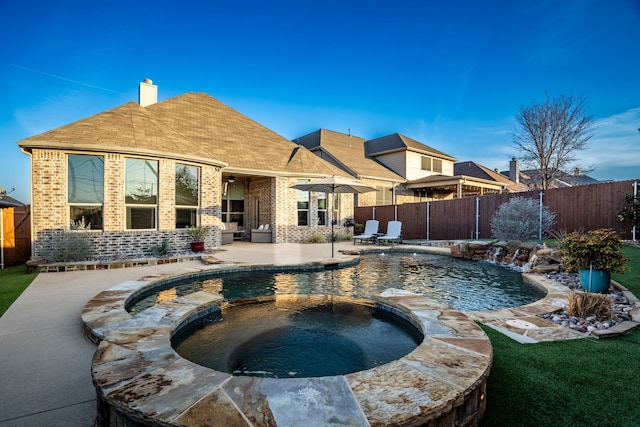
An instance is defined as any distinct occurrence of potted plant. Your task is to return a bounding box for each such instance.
[186,225,208,252]
[559,228,628,293]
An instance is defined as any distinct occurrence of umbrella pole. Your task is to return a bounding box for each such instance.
[331,223,334,258]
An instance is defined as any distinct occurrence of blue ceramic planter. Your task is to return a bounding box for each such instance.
[578,269,611,293]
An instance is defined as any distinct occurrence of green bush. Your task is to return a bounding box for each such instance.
[152,238,172,257]
[305,233,326,243]
[490,196,556,241]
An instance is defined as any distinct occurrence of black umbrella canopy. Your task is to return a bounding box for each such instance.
[290,176,376,258]
[290,176,376,194]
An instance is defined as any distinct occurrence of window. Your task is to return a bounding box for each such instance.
[68,154,104,229]
[421,156,443,173]
[317,194,327,226]
[175,164,199,228]
[125,158,158,229]
[375,185,392,206]
[297,179,309,226]
[421,156,431,171]
[433,158,443,174]
[222,178,245,227]
[331,193,339,225]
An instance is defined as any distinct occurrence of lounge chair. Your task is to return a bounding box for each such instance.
[377,221,402,246]
[353,220,379,245]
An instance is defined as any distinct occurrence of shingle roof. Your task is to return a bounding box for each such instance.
[0,195,24,208]
[18,102,225,165]
[365,133,457,161]
[19,92,348,176]
[455,161,529,192]
[146,93,347,175]
[296,129,405,181]
[514,169,600,188]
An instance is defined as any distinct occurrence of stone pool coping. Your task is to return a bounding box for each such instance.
[86,289,492,426]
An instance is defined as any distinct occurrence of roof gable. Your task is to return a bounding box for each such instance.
[365,133,456,161]
[296,129,404,181]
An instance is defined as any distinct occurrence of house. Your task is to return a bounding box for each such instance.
[17,80,353,258]
[502,158,600,189]
[454,161,529,194]
[295,129,405,206]
[298,130,514,202]
[0,194,25,209]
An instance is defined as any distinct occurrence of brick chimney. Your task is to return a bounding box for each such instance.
[509,157,519,183]
[138,78,157,107]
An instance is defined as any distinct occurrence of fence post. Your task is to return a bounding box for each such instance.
[539,191,544,241]
[633,182,638,241]
[475,197,480,239]
[426,202,430,240]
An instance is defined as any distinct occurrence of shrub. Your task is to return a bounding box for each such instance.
[152,238,172,257]
[305,233,326,243]
[40,219,93,262]
[559,228,628,273]
[334,232,352,242]
[490,197,556,241]
[566,292,611,321]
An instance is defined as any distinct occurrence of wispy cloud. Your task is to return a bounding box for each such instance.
[11,64,125,95]
[583,107,640,179]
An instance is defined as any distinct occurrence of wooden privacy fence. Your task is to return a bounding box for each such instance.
[1,206,31,268]
[355,180,638,241]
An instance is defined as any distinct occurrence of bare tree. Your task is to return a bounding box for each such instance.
[512,92,594,190]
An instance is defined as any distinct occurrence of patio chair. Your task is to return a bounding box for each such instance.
[353,220,379,245]
[377,221,402,246]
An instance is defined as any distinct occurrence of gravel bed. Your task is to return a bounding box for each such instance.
[540,272,635,335]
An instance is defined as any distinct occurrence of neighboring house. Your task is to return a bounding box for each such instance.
[502,158,600,189]
[295,129,406,206]
[297,130,511,202]
[17,79,352,258]
[0,194,25,209]
[454,161,530,194]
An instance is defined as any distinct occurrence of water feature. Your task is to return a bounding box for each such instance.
[128,252,545,314]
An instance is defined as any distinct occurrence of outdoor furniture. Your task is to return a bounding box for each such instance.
[251,224,272,243]
[353,220,379,245]
[221,222,237,245]
[377,221,402,246]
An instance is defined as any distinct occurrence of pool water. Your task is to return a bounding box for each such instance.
[172,298,423,378]
[129,252,545,314]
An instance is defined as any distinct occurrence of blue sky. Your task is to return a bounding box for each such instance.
[2,0,639,203]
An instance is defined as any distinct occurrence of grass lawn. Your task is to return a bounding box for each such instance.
[0,264,37,317]
[480,244,640,427]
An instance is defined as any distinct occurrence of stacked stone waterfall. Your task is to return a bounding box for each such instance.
[450,240,563,273]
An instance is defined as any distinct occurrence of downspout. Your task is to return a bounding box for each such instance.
[20,147,34,259]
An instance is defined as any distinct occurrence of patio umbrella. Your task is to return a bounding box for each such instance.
[290,176,376,257]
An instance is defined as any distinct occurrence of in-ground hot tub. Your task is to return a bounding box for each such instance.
[87,288,492,426]
[172,295,424,378]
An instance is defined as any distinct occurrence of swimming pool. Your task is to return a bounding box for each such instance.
[128,252,545,313]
